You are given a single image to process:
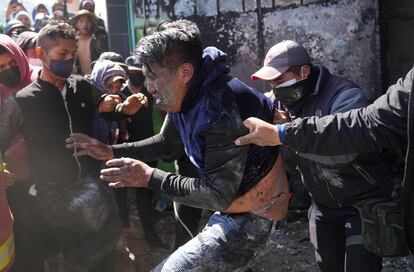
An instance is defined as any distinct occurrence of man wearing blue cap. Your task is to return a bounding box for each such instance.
[248,40,394,272]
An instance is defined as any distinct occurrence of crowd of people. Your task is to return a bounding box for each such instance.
[0,1,413,272]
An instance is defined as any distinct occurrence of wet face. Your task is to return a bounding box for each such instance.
[75,15,93,36]
[143,62,188,112]
[0,51,17,72]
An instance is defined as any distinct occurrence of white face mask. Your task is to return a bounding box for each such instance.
[28,57,43,67]
[275,66,306,88]
[276,78,298,88]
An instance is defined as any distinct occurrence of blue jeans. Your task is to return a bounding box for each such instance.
[152,212,281,272]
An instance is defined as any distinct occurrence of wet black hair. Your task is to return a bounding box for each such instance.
[134,20,202,73]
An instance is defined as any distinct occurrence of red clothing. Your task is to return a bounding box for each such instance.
[0,34,38,271]
[0,34,38,110]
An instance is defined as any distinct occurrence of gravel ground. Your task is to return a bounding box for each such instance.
[112,204,414,272]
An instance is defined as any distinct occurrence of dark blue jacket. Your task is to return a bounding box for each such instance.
[147,47,279,211]
[282,65,393,208]
[280,66,414,253]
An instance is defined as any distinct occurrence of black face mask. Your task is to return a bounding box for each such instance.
[0,66,20,88]
[272,79,308,106]
[129,71,145,87]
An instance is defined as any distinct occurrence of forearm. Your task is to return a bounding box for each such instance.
[148,169,241,211]
[147,121,250,211]
[282,92,408,155]
[112,114,184,162]
[112,133,184,162]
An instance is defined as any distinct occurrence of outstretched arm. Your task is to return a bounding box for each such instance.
[236,67,413,155]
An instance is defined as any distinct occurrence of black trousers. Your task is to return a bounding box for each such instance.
[308,201,382,272]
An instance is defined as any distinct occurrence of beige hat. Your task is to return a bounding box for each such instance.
[70,9,97,26]
[106,75,126,84]
[251,40,310,81]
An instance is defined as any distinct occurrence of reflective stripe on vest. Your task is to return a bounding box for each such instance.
[0,233,15,271]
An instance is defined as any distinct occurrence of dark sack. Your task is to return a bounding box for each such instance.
[354,197,409,257]
[36,177,117,233]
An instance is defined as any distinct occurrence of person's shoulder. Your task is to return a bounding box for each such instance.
[15,80,40,99]
[68,74,92,86]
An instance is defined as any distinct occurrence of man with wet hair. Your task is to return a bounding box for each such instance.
[68,20,290,271]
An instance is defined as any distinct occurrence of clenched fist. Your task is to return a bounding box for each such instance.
[98,95,122,113]
[118,93,149,115]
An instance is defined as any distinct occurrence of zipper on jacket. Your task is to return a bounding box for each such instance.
[315,163,342,207]
[62,84,82,180]
[352,161,376,184]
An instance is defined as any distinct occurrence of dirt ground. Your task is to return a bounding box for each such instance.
[112,196,414,272]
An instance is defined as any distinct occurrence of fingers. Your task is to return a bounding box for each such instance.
[108,182,126,188]
[100,165,129,183]
[105,158,128,167]
[72,149,89,157]
[66,133,92,145]
[69,133,93,142]
[234,118,257,146]
[235,133,254,146]
[0,170,16,186]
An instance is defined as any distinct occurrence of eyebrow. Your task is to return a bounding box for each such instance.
[143,63,156,78]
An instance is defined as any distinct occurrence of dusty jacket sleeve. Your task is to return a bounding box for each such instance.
[0,97,24,161]
[112,114,185,162]
[295,87,367,164]
[147,120,250,211]
[282,68,412,155]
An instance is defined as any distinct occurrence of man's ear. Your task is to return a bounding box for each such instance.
[35,47,44,59]
[180,63,194,84]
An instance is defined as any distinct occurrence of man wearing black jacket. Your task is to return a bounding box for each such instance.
[243,40,395,272]
[235,66,414,255]
[0,23,144,272]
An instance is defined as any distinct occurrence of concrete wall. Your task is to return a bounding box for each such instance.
[379,0,414,89]
[130,0,381,98]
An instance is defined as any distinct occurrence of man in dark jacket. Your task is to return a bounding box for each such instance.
[67,21,290,271]
[245,40,394,272]
[235,66,414,256]
[0,23,145,272]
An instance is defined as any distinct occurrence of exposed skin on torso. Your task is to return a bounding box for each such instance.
[225,155,290,220]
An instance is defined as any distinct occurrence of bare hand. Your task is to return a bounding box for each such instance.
[100,158,154,188]
[0,165,16,187]
[274,109,288,124]
[235,117,282,146]
[65,133,114,160]
[98,95,122,113]
[119,93,148,115]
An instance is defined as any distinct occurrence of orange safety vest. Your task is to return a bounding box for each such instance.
[0,184,14,272]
